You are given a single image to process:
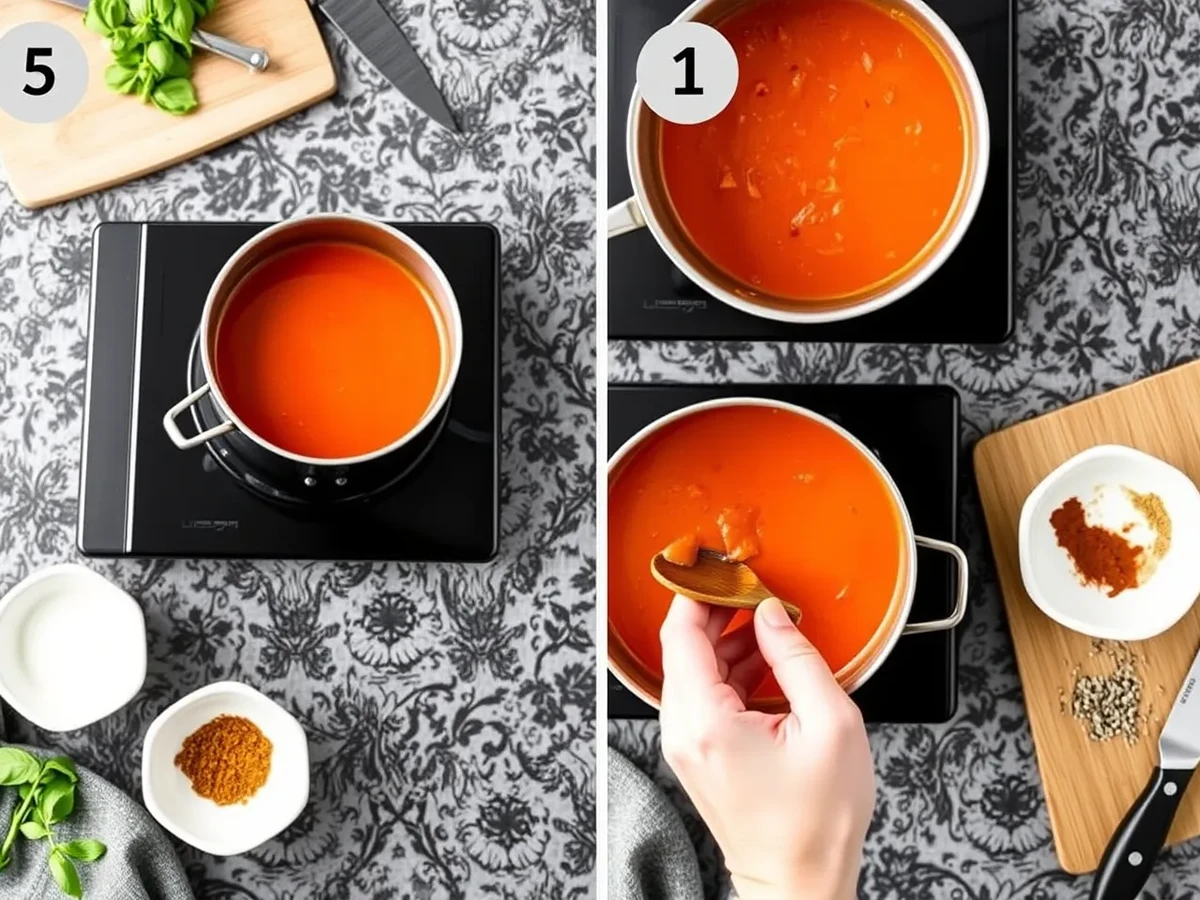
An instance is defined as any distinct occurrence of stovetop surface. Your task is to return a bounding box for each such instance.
[607,383,960,723]
[608,0,1014,343]
[79,222,499,561]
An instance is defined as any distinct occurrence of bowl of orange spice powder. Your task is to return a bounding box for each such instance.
[141,681,309,856]
[1018,445,1200,641]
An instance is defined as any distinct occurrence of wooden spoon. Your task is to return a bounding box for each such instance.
[650,548,802,622]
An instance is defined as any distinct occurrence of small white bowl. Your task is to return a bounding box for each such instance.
[0,564,146,732]
[1019,444,1200,640]
[142,681,309,857]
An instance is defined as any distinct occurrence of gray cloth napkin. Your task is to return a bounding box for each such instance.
[609,747,704,900]
[0,708,194,900]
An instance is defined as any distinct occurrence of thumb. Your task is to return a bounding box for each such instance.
[754,597,845,720]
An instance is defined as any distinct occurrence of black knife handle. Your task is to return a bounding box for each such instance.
[1090,766,1194,900]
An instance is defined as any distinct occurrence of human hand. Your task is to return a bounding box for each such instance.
[658,595,875,900]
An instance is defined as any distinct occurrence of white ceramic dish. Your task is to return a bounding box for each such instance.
[0,564,146,732]
[1018,444,1200,640]
[142,681,309,857]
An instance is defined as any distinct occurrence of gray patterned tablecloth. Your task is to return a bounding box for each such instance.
[610,0,1200,897]
[0,1,595,896]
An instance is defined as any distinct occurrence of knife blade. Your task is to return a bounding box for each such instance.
[1090,645,1200,900]
[314,0,458,132]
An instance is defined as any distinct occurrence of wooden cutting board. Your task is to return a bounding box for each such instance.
[975,358,1200,875]
[0,0,336,207]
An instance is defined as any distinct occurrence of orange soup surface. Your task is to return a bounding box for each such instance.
[214,241,443,459]
[608,405,904,700]
[660,0,966,301]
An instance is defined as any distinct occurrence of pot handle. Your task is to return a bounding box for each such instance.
[608,197,646,238]
[162,384,236,450]
[901,535,969,635]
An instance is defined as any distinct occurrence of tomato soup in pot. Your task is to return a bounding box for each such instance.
[608,402,909,704]
[212,241,446,460]
[658,0,968,302]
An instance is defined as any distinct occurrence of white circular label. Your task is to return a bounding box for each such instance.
[635,21,738,126]
[0,22,90,125]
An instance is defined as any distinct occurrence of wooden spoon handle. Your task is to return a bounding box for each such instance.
[687,593,803,623]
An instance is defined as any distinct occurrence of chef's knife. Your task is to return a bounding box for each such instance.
[46,0,269,70]
[312,0,458,132]
[1090,647,1200,899]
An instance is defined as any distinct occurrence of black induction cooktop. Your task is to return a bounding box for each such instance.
[78,222,499,561]
[607,383,959,723]
[608,0,1014,343]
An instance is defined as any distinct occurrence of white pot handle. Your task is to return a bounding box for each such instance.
[608,197,646,238]
[902,535,969,635]
[162,383,236,450]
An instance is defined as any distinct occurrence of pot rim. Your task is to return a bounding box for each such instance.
[606,396,920,711]
[196,213,464,468]
[623,0,991,324]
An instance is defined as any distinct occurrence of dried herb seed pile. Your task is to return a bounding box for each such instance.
[1062,640,1151,744]
[1071,660,1143,743]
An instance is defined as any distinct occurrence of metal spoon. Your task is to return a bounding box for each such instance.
[651,547,803,622]
[47,0,270,71]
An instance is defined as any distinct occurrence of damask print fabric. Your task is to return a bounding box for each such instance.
[0,0,596,896]
[609,0,1200,898]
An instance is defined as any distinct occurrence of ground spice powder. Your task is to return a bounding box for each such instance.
[174,715,273,806]
[1049,496,1142,597]
[1127,488,1171,560]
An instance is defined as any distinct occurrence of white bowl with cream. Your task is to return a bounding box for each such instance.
[0,564,146,732]
[1018,444,1200,640]
[142,681,309,857]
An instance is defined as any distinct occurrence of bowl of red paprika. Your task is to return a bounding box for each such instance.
[1018,444,1200,641]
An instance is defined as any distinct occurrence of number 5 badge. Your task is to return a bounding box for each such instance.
[0,22,89,124]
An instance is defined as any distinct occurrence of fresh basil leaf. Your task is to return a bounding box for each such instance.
[93,0,129,31]
[105,62,139,93]
[40,757,77,785]
[161,0,193,47]
[107,0,130,25]
[38,778,75,826]
[113,43,143,66]
[48,850,82,899]
[0,748,41,786]
[129,0,152,20]
[107,25,132,53]
[58,840,106,862]
[130,18,156,43]
[83,0,126,34]
[84,0,114,36]
[166,52,190,78]
[151,77,198,115]
[152,0,176,20]
[146,40,174,76]
[19,821,48,840]
[137,68,156,101]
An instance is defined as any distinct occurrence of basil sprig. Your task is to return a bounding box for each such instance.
[0,748,107,899]
[85,0,219,115]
